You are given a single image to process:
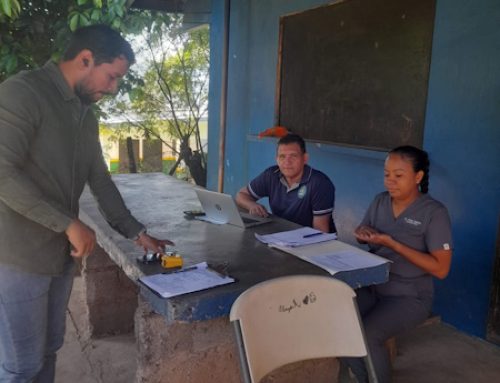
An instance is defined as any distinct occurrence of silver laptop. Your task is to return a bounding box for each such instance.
[194,188,272,228]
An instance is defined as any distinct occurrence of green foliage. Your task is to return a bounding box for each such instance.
[0,0,150,82]
[0,3,210,186]
[0,0,21,19]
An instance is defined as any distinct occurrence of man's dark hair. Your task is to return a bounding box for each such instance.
[277,134,307,153]
[62,24,135,66]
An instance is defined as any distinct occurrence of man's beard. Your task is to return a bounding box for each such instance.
[75,83,96,105]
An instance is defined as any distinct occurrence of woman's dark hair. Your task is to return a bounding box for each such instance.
[390,145,430,193]
[62,24,135,66]
[278,134,306,153]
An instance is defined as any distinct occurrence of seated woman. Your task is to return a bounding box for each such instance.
[343,146,453,383]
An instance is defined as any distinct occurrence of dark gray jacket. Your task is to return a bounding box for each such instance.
[0,61,144,275]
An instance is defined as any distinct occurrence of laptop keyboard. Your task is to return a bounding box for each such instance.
[242,216,259,224]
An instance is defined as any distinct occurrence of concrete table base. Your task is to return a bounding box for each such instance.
[82,247,340,382]
[82,245,138,340]
[134,297,340,383]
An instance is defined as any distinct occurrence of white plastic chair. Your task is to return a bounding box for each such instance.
[229,275,378,383]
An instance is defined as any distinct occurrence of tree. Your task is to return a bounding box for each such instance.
[1,2,209,186]
[106,14,209,186]
[0,0,144,82]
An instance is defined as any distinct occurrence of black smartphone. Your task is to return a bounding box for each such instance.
[183,210,206,217]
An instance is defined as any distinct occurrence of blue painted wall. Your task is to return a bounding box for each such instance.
[208,0,500,338]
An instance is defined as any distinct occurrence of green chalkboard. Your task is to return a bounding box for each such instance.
[277,0,436,150]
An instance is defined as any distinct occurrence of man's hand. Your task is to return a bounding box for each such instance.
[135,232,174,254]
[65,219,96,258]
[236,187,269,217]
[248,202,270,217]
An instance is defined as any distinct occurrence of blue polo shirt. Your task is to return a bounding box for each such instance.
[247,165,336,232]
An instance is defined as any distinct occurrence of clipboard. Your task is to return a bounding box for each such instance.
[138,262,236,298]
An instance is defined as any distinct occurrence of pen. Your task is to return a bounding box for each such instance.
[163,266,198,274]
[303,232,323,238]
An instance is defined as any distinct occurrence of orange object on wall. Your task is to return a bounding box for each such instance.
[258,126,289,138]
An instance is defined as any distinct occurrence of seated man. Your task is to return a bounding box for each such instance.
[236,134,336,233]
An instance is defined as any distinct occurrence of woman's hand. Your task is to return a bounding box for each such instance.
[354,225,391,245]
[355,225,451,279]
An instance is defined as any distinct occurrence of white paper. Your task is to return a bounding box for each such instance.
[300,250,388,275]
[139,262,235,298]
[255,227,337,247]
[269,240,390,276]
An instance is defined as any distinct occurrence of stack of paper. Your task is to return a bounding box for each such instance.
[270,240,390,276]
[139,262,235,298]
[255,227,337,247]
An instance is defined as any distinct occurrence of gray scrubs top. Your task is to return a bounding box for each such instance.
[361,192,452,298]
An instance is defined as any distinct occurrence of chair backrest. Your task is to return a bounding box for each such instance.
[229,275,376,383]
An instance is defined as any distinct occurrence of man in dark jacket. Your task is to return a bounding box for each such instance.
[0,25,172,382]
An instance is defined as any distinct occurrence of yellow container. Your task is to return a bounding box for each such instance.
[161,253,183,269]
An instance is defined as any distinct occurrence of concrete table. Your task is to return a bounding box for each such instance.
[78,173,388,383]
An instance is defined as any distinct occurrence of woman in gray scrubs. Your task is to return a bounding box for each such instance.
[344,146,453,383]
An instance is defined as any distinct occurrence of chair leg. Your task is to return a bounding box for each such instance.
[338,361,357,383]
[232,321,252,383]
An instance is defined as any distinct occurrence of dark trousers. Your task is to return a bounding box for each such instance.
[342,287,432,383]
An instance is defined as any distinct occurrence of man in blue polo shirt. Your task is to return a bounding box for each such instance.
[236,134,336,233]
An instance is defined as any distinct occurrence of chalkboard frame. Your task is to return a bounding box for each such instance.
[275,0,436,151]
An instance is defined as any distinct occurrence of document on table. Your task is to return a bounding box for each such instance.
[138,262,235,298]
[255,227,337,247]
[299,250,389,275]
[270,240,390,276]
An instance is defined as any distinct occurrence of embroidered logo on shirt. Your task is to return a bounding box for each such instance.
[297,185,307,199]
[443,243,450,250]
[404,217,422,226]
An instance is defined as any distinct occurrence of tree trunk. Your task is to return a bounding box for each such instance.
[186,151,207,187]
[126,137,137,173]
[168,157,182,176]
[178,139,207,187]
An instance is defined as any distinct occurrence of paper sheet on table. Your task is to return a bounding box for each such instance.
[269,240,390,276]
[255,227,337,247]
[300,250,389,275]
[138,262,235,298]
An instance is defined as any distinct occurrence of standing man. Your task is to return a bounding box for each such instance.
[236,134,336,233]
[0,25,172,382]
